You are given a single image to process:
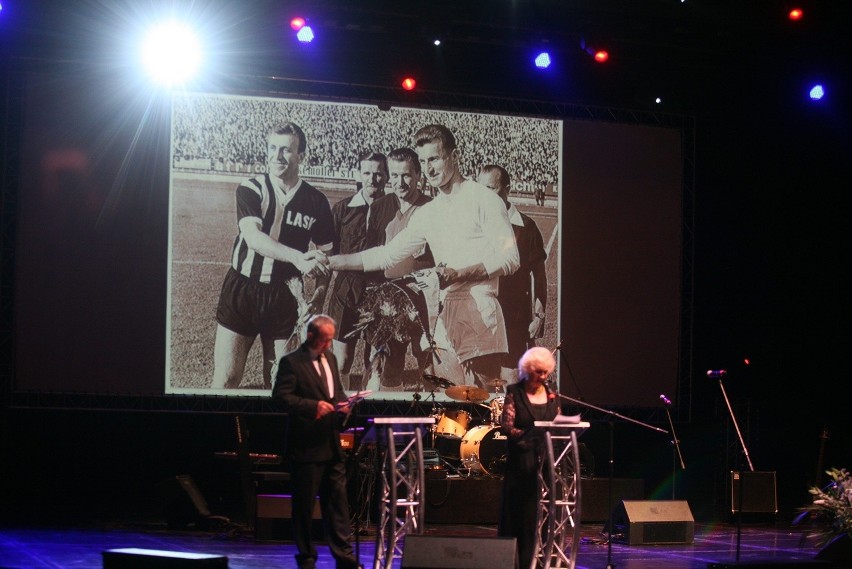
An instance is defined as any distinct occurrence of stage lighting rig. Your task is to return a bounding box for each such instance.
[140,21,202,87]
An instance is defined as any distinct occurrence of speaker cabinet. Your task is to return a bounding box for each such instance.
[425,476,502,524]
[609,500,694,545]
[103,548,227,568]
[255,493,322,541]
[402,535,517,569]
[730,471,778,514]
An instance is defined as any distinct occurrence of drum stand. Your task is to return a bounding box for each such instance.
[370,417,434,569]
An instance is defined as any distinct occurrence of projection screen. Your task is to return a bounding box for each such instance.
[166,92,563,401]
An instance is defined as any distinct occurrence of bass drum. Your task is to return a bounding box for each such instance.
[460,425,508,476]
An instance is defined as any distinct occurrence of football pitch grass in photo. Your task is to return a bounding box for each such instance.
[167,174,559,395]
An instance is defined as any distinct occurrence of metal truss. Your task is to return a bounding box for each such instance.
[371,417,432,569]
[533,422,588,569]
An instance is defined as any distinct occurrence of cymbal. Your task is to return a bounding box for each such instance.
[422,374,455,389]
[445,385,489,403]
[485,378,508,387]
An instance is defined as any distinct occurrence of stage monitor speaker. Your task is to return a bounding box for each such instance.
[730,471,778,514]
[103,548,227,568]
[401,535,517,569]
[609,500,694,545]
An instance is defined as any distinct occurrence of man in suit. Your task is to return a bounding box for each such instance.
[272,314,358,569]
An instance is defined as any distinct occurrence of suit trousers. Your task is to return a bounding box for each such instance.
[291,458,355,568]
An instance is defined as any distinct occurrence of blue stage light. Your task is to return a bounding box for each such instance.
[297,25,315,43]
[809,84,825,101]
[534,52,552,69]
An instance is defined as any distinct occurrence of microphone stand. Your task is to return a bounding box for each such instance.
[661,400,686,499]
[716,373,753,564]
[553,392,667,569]
[341,395,367,569]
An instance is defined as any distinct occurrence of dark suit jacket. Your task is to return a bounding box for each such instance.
[272,344,349,463]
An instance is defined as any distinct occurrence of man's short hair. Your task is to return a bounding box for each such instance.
[358,151,389,173]
[479,164,510,192]
[518,346,556,379]
[387,147,421,175]
[269,122,307,153]
[414,124,457,153]
[307,314,336,337]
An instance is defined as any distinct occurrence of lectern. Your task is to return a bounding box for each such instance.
[532,420,590,569]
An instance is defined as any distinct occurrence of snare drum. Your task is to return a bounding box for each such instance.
[460,425,508,476]
[435,409,470,438]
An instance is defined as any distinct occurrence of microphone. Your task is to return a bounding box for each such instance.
[706,369,728,378]
[551,338,565,355]
[409,392,421,410]
[659,394,672,405]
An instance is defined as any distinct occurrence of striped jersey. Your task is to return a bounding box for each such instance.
[229,175,334,284]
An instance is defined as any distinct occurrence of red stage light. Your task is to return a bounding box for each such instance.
[744,358,751,366]
[788,8,803,21]
[594,50,609,63]
[401,77,416,91]
[290,17,306,31]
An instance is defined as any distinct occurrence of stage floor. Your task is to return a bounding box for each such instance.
[0,519,839,569]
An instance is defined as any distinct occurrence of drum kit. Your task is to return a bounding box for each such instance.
[422,374,509,477]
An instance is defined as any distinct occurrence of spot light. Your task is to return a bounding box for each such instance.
[788,8,803,21]
[809,84,825,101]
[433,39,441,46]
[594,50,609,63]
[296,25,315,43]
[534,52,552,69]
[140,21,202,87]
[290,17,306,31]
[401,77,416,91]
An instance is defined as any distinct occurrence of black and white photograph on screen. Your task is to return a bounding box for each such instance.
[166,92,562,400]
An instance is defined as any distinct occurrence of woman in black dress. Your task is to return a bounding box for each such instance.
[499,346,560,568]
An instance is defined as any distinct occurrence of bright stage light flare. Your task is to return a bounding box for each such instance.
[141,21,202,86]
[809,84,825,101]
[297,25,315,43]
[401,77,416,91]
[594,50,609,63]
[534,52,552,69]
[290,17,306,31]
[788,8,803,21]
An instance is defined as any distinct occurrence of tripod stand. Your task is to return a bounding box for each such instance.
[552,393,668,569]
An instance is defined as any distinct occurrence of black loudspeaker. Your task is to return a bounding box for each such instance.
[730,471,778,514]
[102,548,227,568]
[255,493,323,541]
[401,535,517,569]
[609,500,695,545]
[425,476,502,524]
[161,475,212,529]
